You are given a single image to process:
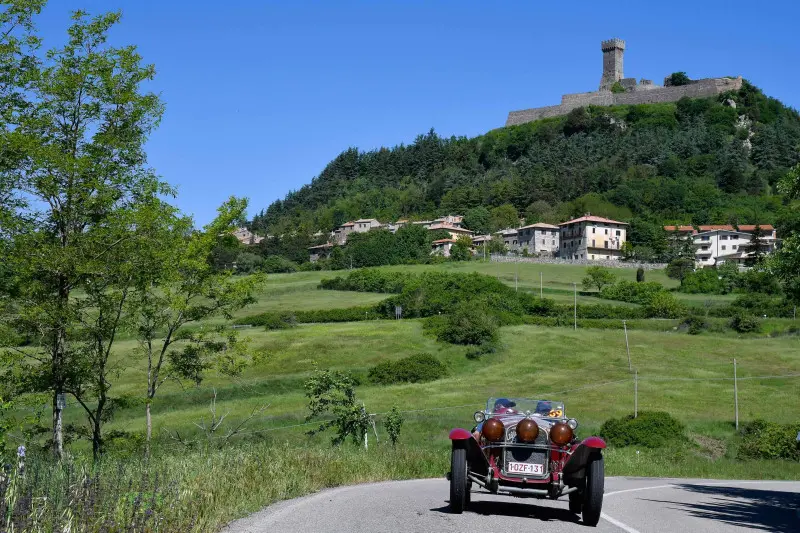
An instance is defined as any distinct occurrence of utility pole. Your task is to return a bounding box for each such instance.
[573,282,577,330]
[634,370,638,418]
[540,272,543,298]
[624,320,631,371]
[733,358,739,431]
[515,257,518,292]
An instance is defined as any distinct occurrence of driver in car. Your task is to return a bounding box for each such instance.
[472,398,516,440]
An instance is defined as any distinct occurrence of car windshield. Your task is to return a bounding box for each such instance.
[486,397,565,419]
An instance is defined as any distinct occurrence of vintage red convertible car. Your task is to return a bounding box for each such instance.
[447,397,605,526]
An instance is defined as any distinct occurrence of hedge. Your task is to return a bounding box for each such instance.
[368,353,447,385]
[233,306,385,328]
[599,411,686,448]
[738,420,800,460]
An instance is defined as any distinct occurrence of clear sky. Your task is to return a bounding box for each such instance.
[37,0,800,225]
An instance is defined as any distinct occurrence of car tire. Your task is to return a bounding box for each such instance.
[582,453,604,527]
[449,447,468,514]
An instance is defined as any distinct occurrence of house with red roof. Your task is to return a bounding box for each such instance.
[558,214,628,261]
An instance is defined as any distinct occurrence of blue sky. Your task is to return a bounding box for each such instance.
[38,0,800,225]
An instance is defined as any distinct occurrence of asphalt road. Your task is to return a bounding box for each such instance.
[223,477,800,533]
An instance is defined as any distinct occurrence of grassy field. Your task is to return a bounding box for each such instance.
[17,263,799,532]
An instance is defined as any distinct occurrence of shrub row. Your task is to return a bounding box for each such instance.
[233,306,383,328]
[319,269,412,293]
[738,420,800,460]
[368,353,447,385]
[599,281,667,305]
[599,411,686,448]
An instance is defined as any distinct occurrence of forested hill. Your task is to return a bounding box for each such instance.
[251,81,800,240]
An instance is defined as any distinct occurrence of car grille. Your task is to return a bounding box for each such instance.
[502,425,549,477]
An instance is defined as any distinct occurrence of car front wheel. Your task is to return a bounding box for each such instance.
[582,453,604,526]
[449,446,468,514]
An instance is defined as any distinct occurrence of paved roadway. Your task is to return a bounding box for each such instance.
[223,477,800,533]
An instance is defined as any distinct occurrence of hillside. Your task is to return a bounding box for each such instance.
[251,82,800,246]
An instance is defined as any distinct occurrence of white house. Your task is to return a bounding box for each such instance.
[693,225,778,266]
[431,238,457,257]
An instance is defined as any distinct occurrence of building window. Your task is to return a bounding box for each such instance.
[604,242,609,249]
[551,240,555,245]
[592,227,596,234]
[591,255,595,260]
[701,246,709,251]
[592,239,595,247]
[721,245,726,250]
[604,228,608,235]
[702,236,710,241]
[542,239,545,245]
[720,235,728,240]
[733,245,737,250]
[616,230,621,236]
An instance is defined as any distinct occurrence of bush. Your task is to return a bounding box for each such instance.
[234,252,264,274]
[730,313,762,333]
[368,353,447,385]
[738,420,800,460]
[436,303,498,345]
[599,280,668,305]
[255,311,297,330]
[599,411,686,448]
[465,341,498,359]
[262,255,299,273]
[681,315,708,335]
[636,267,645,283]
[726,293,794,318]
[643,291,685,318]
[384,407,404,446]
[680,268,725,294]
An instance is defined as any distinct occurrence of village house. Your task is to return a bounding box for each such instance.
[332,218,382,244]
[495,228,519,252]
[517,223,560,255]
[431,238,457,257]
[308,242,334,262]
[663,224,778,267]
[232,227,264,245]
[559,214,628,261]
[428,222,474,240]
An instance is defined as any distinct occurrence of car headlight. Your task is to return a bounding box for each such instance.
[482,418,505,442]
[516,419,540,443]
[567,418,578,430]
[550,422,574,446]
[474,411,485,423]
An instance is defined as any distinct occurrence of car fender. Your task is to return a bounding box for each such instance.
[562,437,606,479]
[449,428,489,474]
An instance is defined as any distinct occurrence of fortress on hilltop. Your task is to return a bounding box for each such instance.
[506,38,743,127]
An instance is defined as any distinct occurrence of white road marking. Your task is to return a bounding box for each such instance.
[605,484,675,497]
[601,512,643,533]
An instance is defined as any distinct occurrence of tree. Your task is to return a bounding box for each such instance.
[463,206,490,235]
[636,268,645,283]
[3,10,166,459]
[773,164,800,302]
[130,197,264,449]
[745,224,768,266]
[524,200,555,225]
[666,257,695,286]
[449,235,473,261]
[489,204,519,232]
[385,406,403,446]
[666,72,691,86]
[304,367,370,446]
[582,266,616,292]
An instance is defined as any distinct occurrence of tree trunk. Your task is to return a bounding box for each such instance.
[146,400,152,453]
[52,392,63,460]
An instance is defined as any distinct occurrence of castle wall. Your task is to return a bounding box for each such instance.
[506,77,743,127]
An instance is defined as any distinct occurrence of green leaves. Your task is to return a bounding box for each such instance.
[304,367,369,446]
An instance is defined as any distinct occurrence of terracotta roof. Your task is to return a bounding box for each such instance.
[559,215,628,226]
[432,238,457,244]
[339,221,355,227]
[518,223,559,230]
[428,223,474,234]
[664,225,696,233]
[697,225,734,231]
[737,224,775,232]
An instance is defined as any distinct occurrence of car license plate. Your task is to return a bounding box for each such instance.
[507,462,544,475]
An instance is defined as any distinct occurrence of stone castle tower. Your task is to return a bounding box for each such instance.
[599,38,625,90]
